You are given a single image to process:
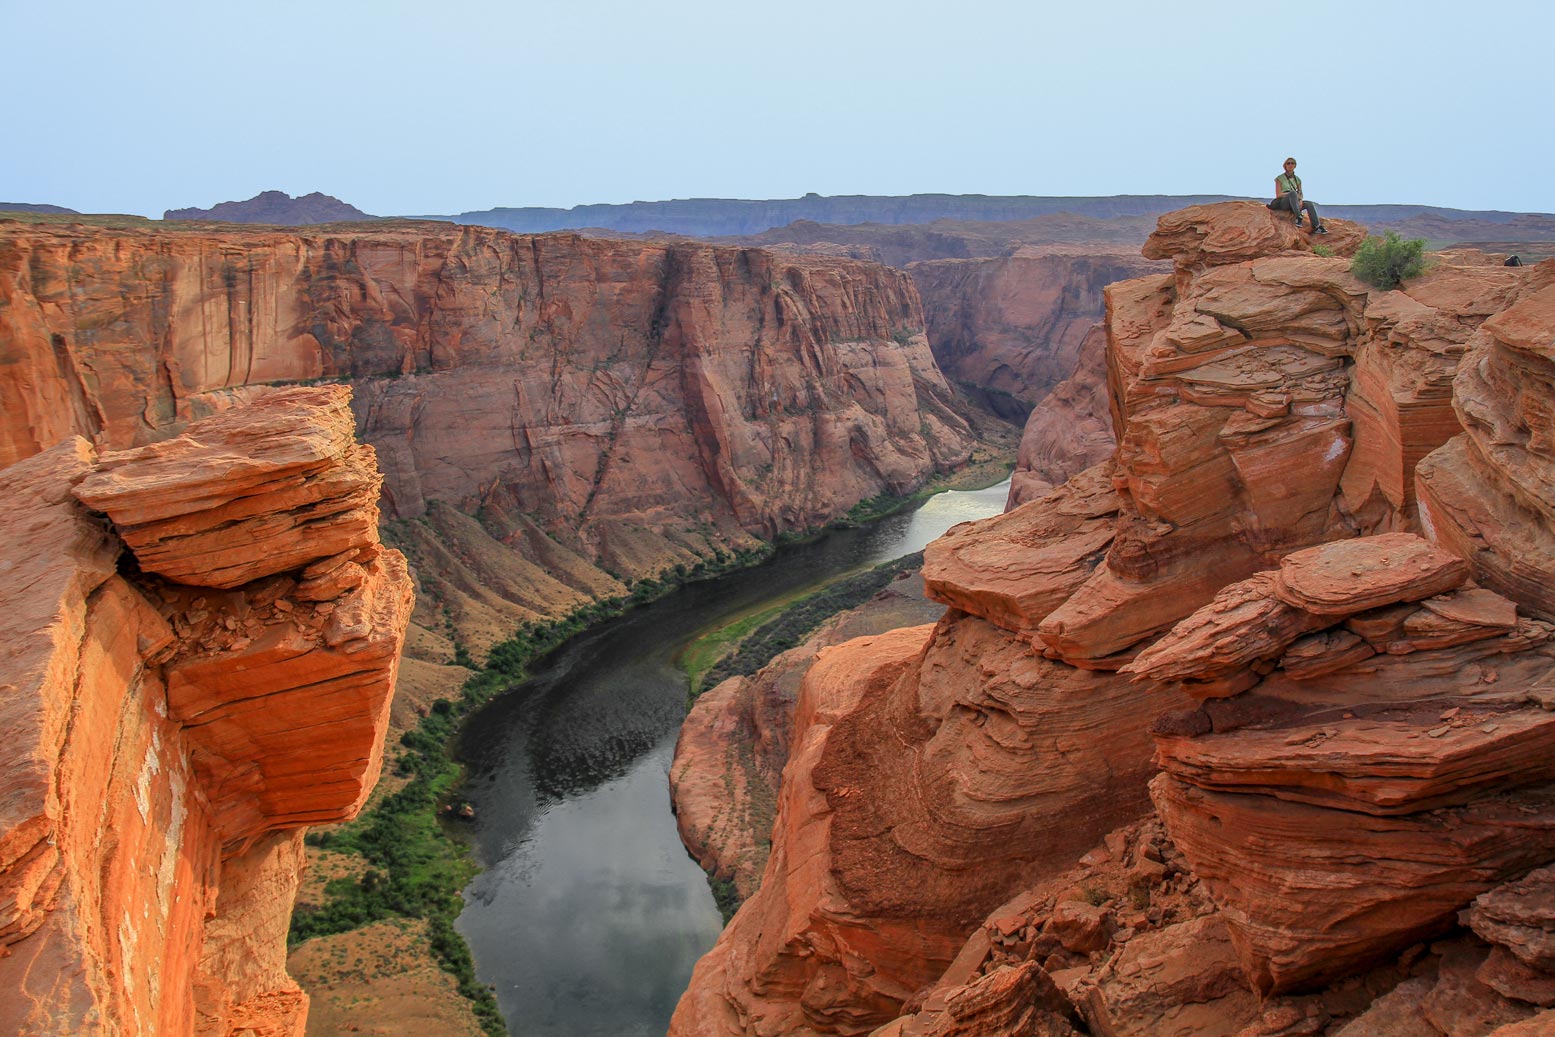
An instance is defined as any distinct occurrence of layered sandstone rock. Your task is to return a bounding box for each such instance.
[673,202,1555,1035]
[1418,274,1555,621]
[1037,204,1541,668]
[0,388,410,1036]
[1122,548,1549,984]
[0,219,973,660]
[860,819,1259,1037]
[1463,864,1555,1008]
[671,609,1188,1036]
[671,575,946,901]
[73,386,382,589]
[1138,534,1555,993]
[921,462,1119,634]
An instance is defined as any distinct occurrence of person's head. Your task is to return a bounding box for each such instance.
[1284,158,1298,171]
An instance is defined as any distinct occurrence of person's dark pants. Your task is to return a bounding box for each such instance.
[1271,191,1322,229]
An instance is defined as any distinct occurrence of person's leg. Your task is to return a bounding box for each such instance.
[1302,199,1323,230]
[1279,192,1303,223]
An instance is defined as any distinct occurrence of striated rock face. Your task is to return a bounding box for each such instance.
[673,201,1555,1035]
[1418,277,1555,620]
[910,247,1164,406]
[0,220,973,657]
[0,388,410,1036]
[671,606,1188,1035]
[73,386,383,589]
[672,576,946,902]
[1035,202,1535,668]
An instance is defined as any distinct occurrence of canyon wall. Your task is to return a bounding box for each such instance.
[909,247,1163,406]
[0,219,973,660]
[909,248,1165,507]
[671,202,1555,1036]
[0,387,411,1036]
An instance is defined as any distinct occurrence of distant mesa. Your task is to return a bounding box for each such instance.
[407,193,1555,252]
[0,202,79,215]
[164,189,375,225]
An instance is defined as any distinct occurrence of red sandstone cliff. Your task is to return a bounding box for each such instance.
[671,202,1555,1036]
[0,219,973,662]
[0,387,411,1036]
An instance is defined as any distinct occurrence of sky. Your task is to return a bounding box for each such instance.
[3,0,1551,218]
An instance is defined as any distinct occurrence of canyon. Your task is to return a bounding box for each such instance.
[0,213,1013,1035]
[0,217,977,680]
[11,190,1552,1037]
[669,201,1555,1037]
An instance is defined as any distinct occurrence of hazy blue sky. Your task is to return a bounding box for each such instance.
[4,0,1550,217]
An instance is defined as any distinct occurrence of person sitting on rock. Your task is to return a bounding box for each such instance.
[1269,157,1328,234]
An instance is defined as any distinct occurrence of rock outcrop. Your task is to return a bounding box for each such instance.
[0,219,973,660]
[672,201,1555,1036]
[0,387,411,1036]
[672,575,946,903]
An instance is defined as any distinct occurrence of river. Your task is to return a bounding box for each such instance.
[454,479,1010,1036]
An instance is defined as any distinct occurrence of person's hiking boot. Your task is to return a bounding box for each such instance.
[1313,226,1329,235]
[1293,218,1303,229]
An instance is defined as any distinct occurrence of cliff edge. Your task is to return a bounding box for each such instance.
[670,201,1555,1036]
[0,386,411,1036]
[0,220,974,666]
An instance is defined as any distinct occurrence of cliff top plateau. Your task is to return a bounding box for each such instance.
[164,190,376,224]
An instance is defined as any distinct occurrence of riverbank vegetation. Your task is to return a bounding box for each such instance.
[288,544,771,1036]
[682,551,926,699]
[287,452,1013,1032]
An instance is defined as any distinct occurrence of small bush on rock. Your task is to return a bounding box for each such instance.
[1350,231,1428,289]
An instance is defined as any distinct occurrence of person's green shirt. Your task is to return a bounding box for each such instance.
[1278,173,1302,195]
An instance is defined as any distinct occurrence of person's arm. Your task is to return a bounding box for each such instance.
[1275,177,1287,201]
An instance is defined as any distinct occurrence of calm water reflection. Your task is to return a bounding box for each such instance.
[455,479,1010,1037]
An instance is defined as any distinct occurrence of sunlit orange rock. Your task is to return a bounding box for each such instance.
[0,389,410,1036]
[922,463,1118,633]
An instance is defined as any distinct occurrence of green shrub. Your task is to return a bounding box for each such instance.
[1350,231,1428,289]
[1311,244,1335,258]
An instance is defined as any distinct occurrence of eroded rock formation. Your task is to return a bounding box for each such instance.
[0,219,973,662]
[0,387,411,1036]
[672,575,946,903]
[672,201,1555,1036]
